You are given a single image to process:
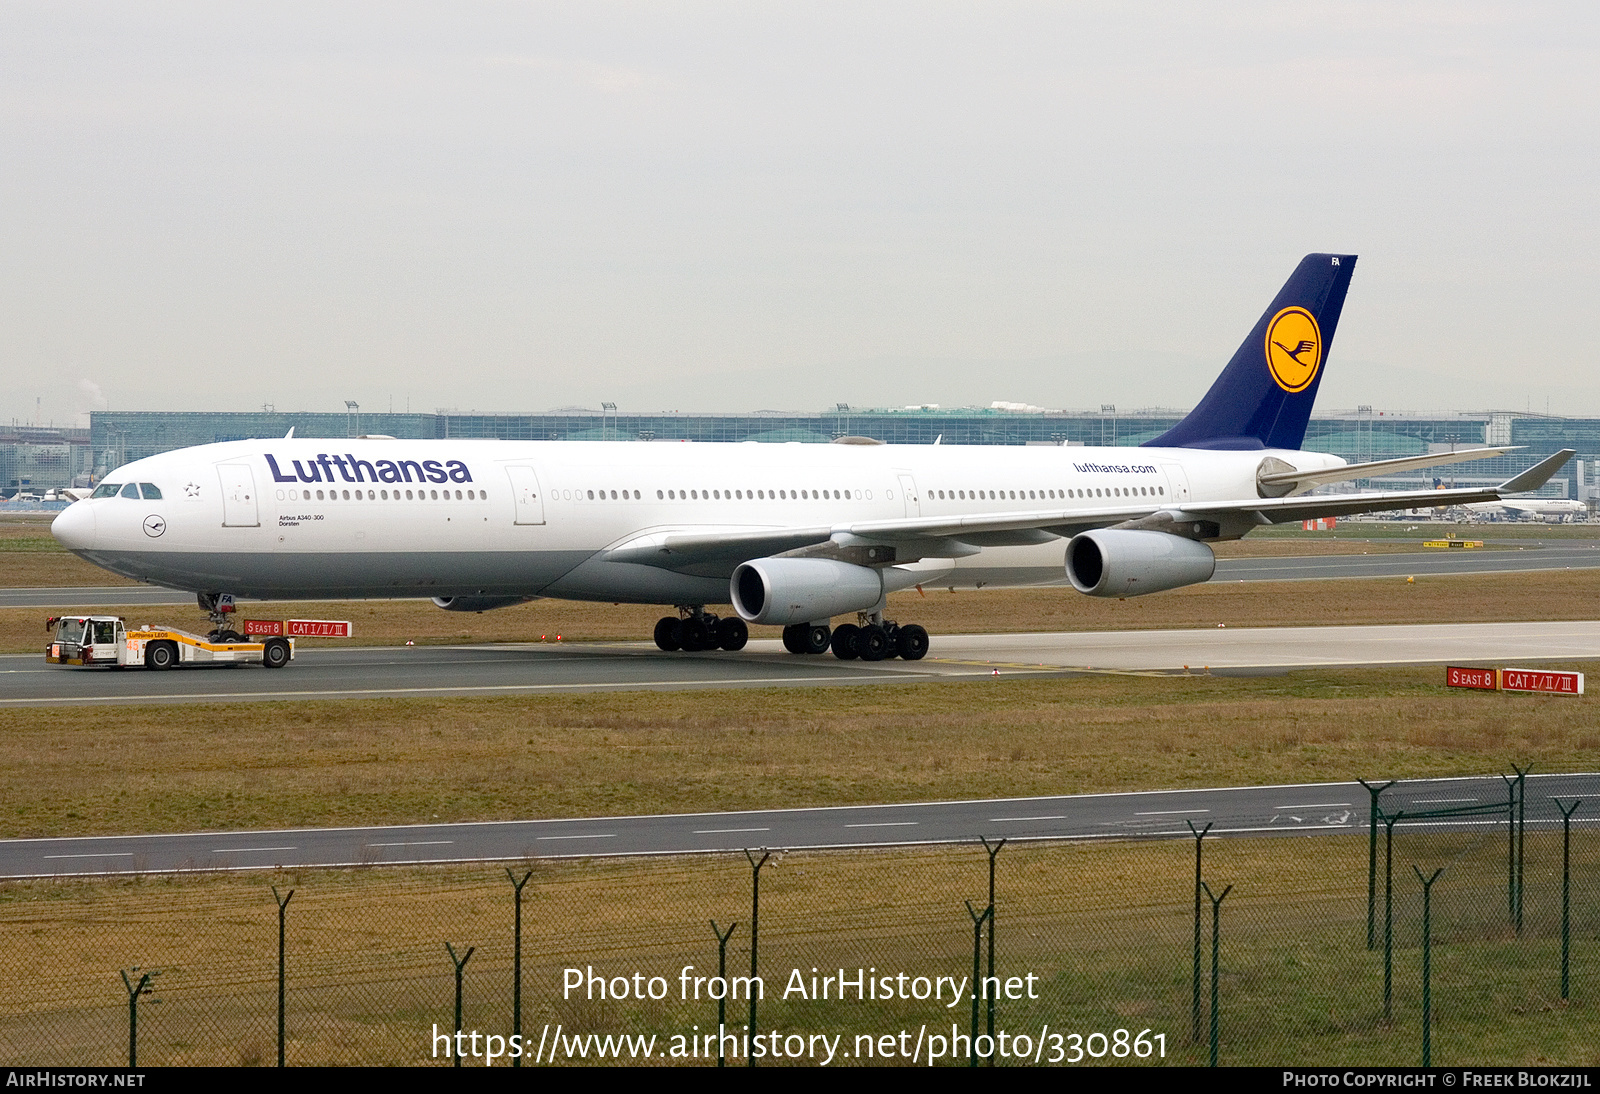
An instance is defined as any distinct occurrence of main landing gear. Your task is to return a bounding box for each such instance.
[783,614,928,662]
[653,609,748,652]
[650,606,928,661]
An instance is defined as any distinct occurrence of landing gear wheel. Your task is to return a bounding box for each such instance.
[145,641,176,671]
[678,616,711,651]
[857,625,891,662]
[653,617,681,651]
[802,624,832,654]
[262,638,291,669]
[717,617,749,651]
[781,624,805,654]
[830,623,860,660]
[895,624,930,661]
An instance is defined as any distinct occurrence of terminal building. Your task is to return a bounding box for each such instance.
[2,406,1595,507]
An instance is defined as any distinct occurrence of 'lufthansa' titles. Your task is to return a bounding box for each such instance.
[266,453,473,485]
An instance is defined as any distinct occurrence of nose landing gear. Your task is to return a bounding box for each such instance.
[197,591,245,643]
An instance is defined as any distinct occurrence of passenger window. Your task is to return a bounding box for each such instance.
[139,483,162,499]
[120,484,139,499]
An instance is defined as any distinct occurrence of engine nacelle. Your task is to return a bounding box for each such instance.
[729,558,885,626]
[1065,529,1216,598]
[431,596,533,612]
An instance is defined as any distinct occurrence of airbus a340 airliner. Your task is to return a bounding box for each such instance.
[52,254,1571,663]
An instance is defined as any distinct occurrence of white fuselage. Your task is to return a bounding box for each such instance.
[51,439,1341,604]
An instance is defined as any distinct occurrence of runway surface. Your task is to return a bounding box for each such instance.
[4,619,1598,707]
[3,541,1597,610]
[4,773,1593,878]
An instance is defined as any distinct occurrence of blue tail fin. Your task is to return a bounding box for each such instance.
[1145,253,1356,450]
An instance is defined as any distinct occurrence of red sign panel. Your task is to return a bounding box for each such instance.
[287,619,352,638]
[241,619,284,636]
[1446,666,1498,691]
[1500,669,1584,696]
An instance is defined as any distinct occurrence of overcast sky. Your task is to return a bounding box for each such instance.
[3,2,1597,427]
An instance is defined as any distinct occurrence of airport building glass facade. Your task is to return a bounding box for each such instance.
[1,408,1592,500]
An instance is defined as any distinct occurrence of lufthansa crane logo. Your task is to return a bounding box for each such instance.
[1264,307,1322,393]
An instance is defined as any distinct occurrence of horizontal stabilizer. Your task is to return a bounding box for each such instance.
[1257,447,1518,491]
[1497,449,1576,494]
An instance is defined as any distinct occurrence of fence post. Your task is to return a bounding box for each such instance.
[506,869,532,1067]
[119,968,156,1068]
[446,942,475,1067]
[1511,763,1530,935]
[1501,771,1519,930]
[1358,780,1396,950]
[744,849,772,1068]
[710,920,739,1067]
[1553,799,1582,1002]
[1200,882,1232,1068]
[1412,867,1445,1067]
[271,887,294,1067]
[1186,820,1213,1043]
[1382,810,1401,1022]
[964,900,992,1068]
[979,836,1005,1063]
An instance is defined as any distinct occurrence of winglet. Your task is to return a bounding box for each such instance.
[284,427,295,439]
[1498,449,1575,494]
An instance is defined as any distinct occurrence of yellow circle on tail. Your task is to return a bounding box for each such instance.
[1264,307,1322,393]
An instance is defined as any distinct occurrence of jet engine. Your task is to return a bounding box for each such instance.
[430,596,533,612]
[1065,529,1216,598]
[729,558,885,626]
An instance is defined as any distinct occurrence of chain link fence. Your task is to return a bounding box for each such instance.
[1,777,1594,1066]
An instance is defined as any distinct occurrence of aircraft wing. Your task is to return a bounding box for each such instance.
[604,450,1575,576]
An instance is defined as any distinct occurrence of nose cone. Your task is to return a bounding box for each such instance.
[51,501,97,552]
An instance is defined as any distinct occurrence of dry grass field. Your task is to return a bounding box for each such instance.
[2,662,1597,840]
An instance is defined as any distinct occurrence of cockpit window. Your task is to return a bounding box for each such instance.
[57,618,84,644]
[139,483,162,500]
[119,484,140,499]
[91,484,121,499]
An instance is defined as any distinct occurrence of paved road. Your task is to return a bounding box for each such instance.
[4,773,1592,878]
[3,542,1597,610]
[4,620,1597,707]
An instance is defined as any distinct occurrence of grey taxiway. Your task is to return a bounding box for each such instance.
[3,619,1599,707]
[3,773,1593,879]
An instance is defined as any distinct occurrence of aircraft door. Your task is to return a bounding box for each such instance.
[505,465,547,525]
[897,473,921,517]
[1160,463,1192,505]
[217,464,260,527]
